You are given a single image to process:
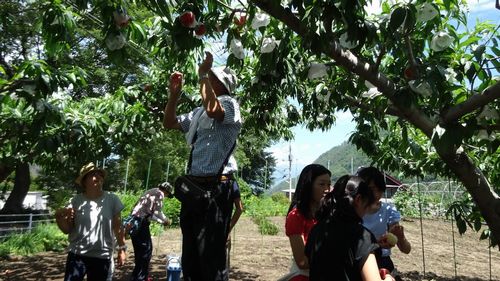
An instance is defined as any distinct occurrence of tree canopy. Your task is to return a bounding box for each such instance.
[1,0,499,246]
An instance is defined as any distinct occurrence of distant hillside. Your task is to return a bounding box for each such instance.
[268,141,372,194]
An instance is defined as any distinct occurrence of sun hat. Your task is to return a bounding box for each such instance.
[210,66,238,94]
[75,162,106,186]
[158,181,174,198]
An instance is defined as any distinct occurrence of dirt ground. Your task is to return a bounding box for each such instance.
[0,217,499,281]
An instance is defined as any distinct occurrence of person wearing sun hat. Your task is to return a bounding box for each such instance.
[55,162,127,281]
[163,51,242,281]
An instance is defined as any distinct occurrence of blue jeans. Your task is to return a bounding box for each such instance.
[64,252,110,281]
[130,220,152,281]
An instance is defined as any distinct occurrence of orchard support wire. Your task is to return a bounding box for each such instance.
[145,159,152,189]
[448,178,458,279]
[489,241,492,281]
[417,177,426,278]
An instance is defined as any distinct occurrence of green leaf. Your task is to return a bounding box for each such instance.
[456,216,467,234]
[389,7,407,32]
[459,36,481,48]
[474,218,482,231]
[443,0,451,10]
[131,22,146,42]
[67,73,76,83]
[491,46,500,57]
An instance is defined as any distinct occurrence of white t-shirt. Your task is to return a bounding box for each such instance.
[67,191,124,259]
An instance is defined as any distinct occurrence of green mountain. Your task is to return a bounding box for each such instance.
[268,141,372,194]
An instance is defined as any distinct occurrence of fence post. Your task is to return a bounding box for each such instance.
[417,177,426,278]
[28,213,33,233]
[166,162,170,182]
[124,159,130,192]
[449,178,458,279]
[145,159,152,189]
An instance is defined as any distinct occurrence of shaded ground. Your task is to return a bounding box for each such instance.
[0,217,499,280]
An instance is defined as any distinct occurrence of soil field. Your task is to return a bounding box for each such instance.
[0,217,499,280]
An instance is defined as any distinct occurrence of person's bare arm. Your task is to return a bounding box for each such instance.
[229,198,243,233]
[112,213,127,266]
[55,207,74,234]
[198,52,224,121]
[361,253,395,281]
[288,235,309,269]
[163,72,183,130]
[389,223,411,254]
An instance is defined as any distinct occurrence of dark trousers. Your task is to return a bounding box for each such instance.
[180,180,234,281]
[130,220,152,281]
[64,252,111,281]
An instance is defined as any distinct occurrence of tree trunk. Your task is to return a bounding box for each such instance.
[0,162,31,214]
[437,150,500,245]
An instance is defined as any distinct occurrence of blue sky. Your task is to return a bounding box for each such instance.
[267,0,499,184]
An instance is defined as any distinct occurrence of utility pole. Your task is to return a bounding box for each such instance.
[351,157,354,174]
[264,158,268,190]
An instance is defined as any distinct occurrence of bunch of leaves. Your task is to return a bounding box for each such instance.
[446,194,498,247]
[244,194,288,218]
[252,215,279,236]
[0,224,68,257]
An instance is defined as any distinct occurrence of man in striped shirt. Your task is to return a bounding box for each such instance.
[163,51,241,281]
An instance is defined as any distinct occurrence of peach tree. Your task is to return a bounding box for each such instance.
[2,0,500,247]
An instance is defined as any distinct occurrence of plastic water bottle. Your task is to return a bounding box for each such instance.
[166,255,182,281]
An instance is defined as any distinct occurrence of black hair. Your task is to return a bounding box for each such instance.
[315,175,376,221]
[355,166,386,192]
[287,164,331,219]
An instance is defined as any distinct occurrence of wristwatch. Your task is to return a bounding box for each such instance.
[117,244,128,252]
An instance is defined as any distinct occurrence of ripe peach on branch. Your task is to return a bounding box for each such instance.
[179,11,197,28]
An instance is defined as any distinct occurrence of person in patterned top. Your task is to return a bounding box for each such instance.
[128,182,173,281]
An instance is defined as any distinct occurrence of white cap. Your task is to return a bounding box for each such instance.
[210,66,238,94]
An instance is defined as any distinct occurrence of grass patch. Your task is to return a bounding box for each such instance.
[0,224,67,257]
[252,215,279,235]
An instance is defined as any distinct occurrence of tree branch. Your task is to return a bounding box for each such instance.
[405,35,418,68]
[442,81,500,124]
[343,95,403,118]
[251,0,436,136]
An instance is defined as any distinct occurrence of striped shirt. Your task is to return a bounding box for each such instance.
[178,95,242,176]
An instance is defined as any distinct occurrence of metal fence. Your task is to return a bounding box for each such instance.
[0,213,54,239]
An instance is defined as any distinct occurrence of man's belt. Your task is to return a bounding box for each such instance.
[189,174,234,183]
